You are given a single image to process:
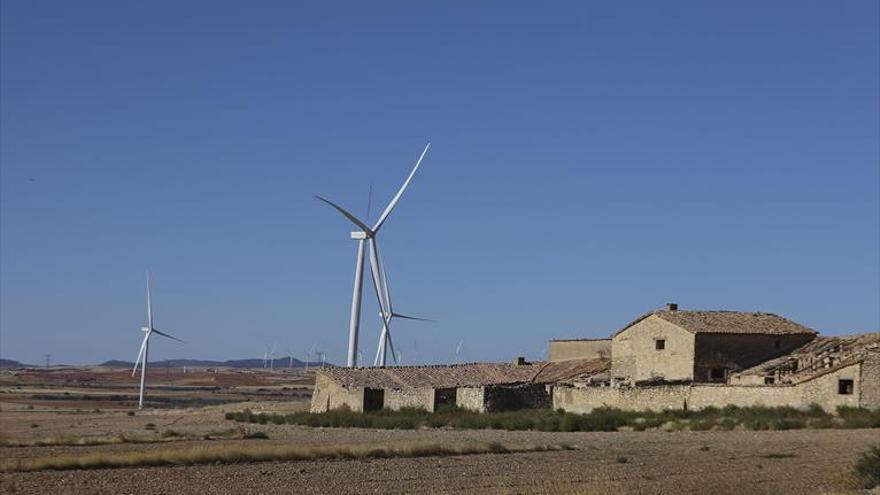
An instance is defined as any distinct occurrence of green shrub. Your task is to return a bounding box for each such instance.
[838,406,880,429]
[222,404,874,433]
[855,445,880,489]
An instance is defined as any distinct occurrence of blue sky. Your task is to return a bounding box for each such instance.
[2,1,878,365]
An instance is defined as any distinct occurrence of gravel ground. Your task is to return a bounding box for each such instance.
[2,428,878,494]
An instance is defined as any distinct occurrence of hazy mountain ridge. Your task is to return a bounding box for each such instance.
[98,358,326,369]
[0,357,327,369]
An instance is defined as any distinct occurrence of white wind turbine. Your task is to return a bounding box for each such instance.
[132,272,183,410]
[316,143,430,367]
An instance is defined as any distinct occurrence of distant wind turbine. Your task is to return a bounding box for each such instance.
[455,340,464,364]
[132,272,183,410]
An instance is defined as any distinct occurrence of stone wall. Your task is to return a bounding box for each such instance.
[310,374,363,412]
[612,315,695,382]
[554,362,874,413]
[549,339,611,362]
[484,384,551,411]
[860,357,880,409]
[384,387,435,411]
[693,333,816,382]
[456,386,486,412]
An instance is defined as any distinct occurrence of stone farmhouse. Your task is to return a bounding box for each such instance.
[311,304,880,414]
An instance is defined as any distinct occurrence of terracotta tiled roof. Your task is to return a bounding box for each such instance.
[531,358,610,384]
[318,359,609,389]
[614,310,817,337]
[319,362,542,389]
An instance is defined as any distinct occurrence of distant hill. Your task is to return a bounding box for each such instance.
[0,358,31,369]
[98,357,326,369]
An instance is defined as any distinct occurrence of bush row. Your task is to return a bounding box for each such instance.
[224,404,880,432]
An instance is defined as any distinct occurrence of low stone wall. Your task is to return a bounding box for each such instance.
[484,384,551,412]
[861,358,880,409]
[457,386,486,413]
[384,387,435,411]
[554,362,873,413]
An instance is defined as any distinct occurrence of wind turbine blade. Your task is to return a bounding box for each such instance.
[392,312,435,322]
[372,143,430,233]
[387,332,399,365]
[146,270,153,330]
[315,196,373,234]
[367,239,389,315]
[151,328,185,343]
[366,184,373,221]
[132,332,149,376]
[373,240,393,315]
[373,329,384,367]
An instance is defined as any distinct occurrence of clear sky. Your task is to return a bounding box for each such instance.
[1,1,878,366]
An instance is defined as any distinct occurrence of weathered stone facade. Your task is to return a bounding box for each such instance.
[384,387,434,411]
[611,310,818,384]
[555,359,876,413]
[612,315,696,382]
[456,386,488,412]
[549,339,611,362]
[693,333,815,382]
[484,384,551,411]
[310,373,364,412]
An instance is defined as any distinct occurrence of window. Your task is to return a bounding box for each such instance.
[838,379,854,395]
[774,340,781,350]
[710,368,725,381]
[655,339,666,350]
[764,376,775,385]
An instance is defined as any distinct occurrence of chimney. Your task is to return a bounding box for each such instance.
[666,303,678,312]
[513,356,527,366]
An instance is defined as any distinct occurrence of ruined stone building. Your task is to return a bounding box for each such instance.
[310,358,607,413]
[311,304,879,414]
[553,305,879,413]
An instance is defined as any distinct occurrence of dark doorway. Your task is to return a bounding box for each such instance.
[434,388,457,411]
[363,388,384,411]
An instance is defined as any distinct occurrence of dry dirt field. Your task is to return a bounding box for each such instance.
[1,368,878,494]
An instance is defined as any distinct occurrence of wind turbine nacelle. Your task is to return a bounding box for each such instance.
[350,231,368,240]
[141,326,151,333]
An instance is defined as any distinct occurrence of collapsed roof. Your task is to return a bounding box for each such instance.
[734,332,880,383]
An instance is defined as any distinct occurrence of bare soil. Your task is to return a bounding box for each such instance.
[1,368,878,494]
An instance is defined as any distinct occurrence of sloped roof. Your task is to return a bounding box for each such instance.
[531,358,610,384]
[318,359,608,389]
[735,332,880,382]
[614,310,817,337]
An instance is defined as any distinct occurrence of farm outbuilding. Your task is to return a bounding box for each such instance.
[310,304,878,416]
[310,358,608,413]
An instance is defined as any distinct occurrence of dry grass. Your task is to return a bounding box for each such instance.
[0,427,248,448]
[0,441,575,473]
